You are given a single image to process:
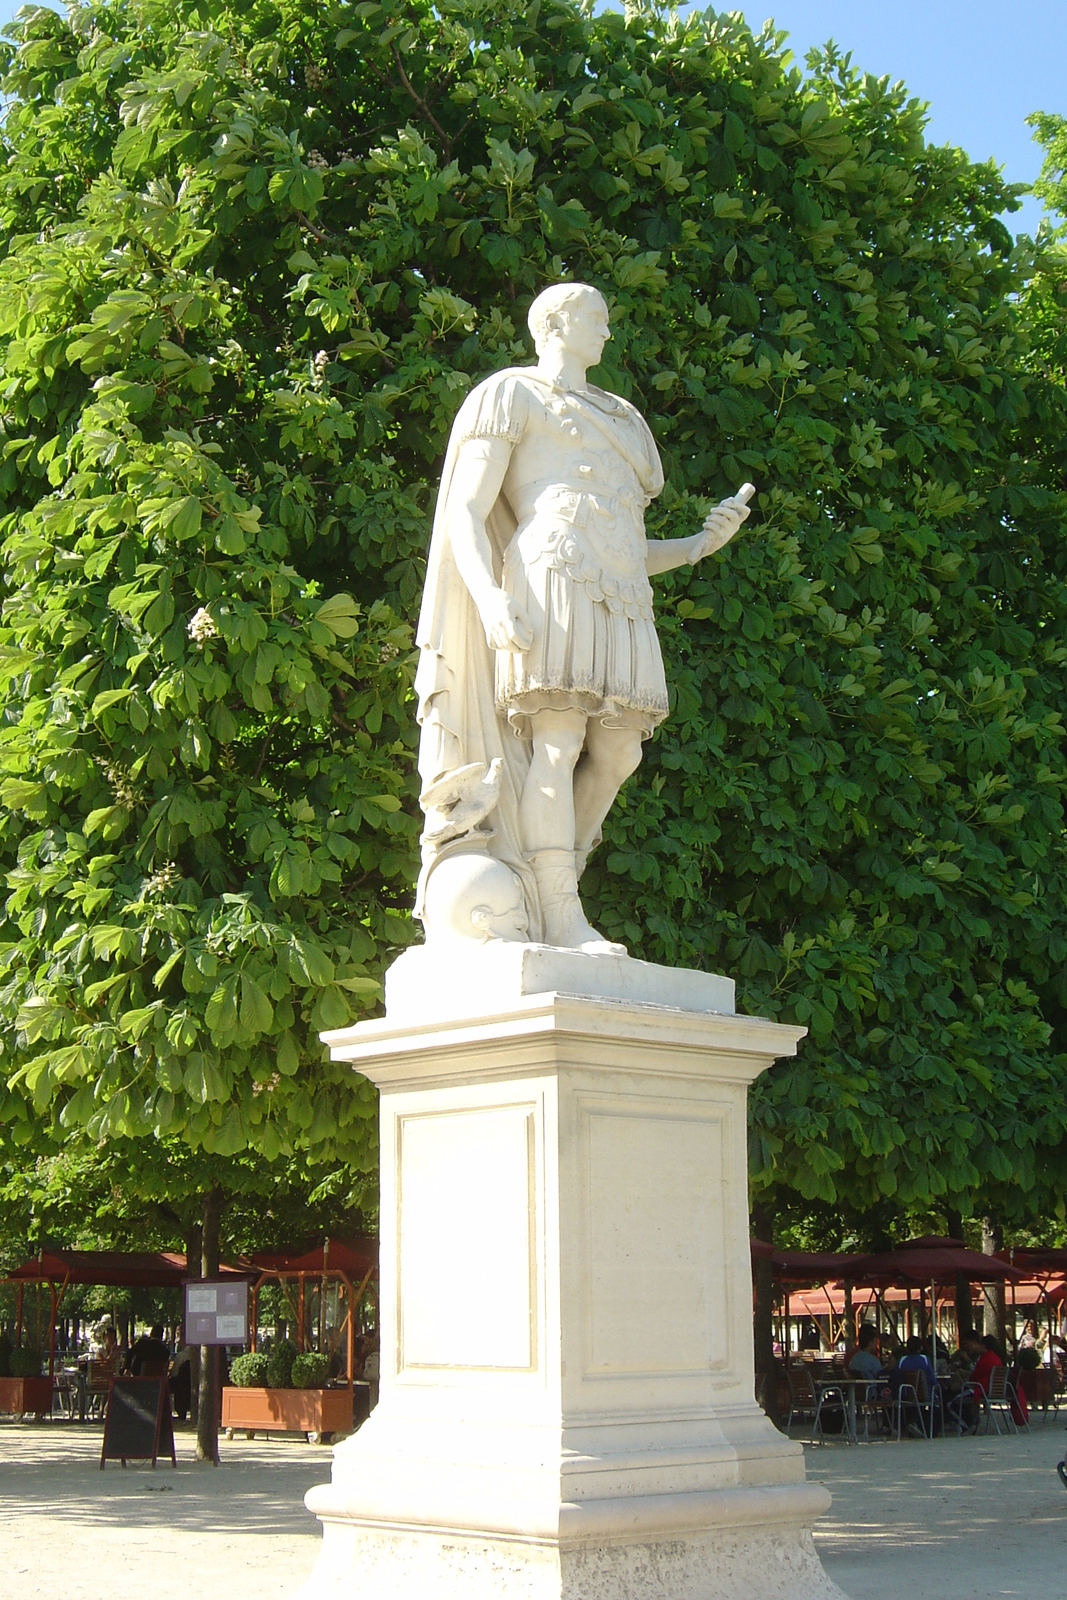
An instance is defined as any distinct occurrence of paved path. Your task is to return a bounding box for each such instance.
[1,1415,1065,1598]
[808,1420,1067,1598]
[0,1422,325,1599]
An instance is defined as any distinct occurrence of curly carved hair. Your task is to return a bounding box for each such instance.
[527,283,608,354]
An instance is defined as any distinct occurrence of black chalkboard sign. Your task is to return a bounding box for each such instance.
[100,1376,176,1469]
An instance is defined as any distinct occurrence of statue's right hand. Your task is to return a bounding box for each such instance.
[479,588,533,653]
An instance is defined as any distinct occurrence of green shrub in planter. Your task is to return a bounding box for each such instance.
[266,1339,297,1390]
[1016,1346,1041,1372]
[290,1352,330,1389]
[10,1345,42,1378]
[229,1352,271,1388]
[0,1330,12,1378]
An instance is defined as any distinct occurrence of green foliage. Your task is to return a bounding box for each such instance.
[229,1350,271,1386]
[1021,114,1067,388]
[0,1329,12,1376]
[290,1349,330,1388]
[0,0,1061,1237]
[1029,111,1067,225]
[266,1336,297,1389]
[0,1133,376,1308]
[10,1343,43,1377]
[0,2,419,1178]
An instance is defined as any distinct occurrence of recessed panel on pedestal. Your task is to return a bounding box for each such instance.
[397,1102,537,1372]
[580,1098,729,1376]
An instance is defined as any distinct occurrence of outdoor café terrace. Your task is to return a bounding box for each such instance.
[0,1239,378,1426]
[752,1234,1067,1446]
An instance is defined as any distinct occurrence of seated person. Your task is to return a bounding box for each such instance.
[891,1334,943,1435]
[945,1335,985,1430]
[896,1335,938,1394]
[84,1324,119,1415]
[93,1323,119,1371]
[948,1340,973,1376]
[969,1334,1029,1426]
[848,1323,884,1380]
[970,1334,1004,1398]
[128,1322,168,1375]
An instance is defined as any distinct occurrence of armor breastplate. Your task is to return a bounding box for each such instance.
[506,413,654,619]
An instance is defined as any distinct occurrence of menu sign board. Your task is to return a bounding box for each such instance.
[101,1376,176,1470]
[184,1279,249,1346]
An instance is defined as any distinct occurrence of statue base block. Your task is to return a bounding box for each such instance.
[383,940,736,1023]
[307,949,847,1600]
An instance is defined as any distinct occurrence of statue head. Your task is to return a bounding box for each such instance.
[528,283,610,367]
[422,851,529,947]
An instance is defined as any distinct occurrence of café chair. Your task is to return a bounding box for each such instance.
[895,1368,943,1440]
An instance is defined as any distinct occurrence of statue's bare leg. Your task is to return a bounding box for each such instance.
[521,708,624,952]
[519,707,586,851]
[573,721,644,876]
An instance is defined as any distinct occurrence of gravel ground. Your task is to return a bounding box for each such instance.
[808,1417,1067,1598]
[0,1420,325,1600]
[2,1412,1065,1598]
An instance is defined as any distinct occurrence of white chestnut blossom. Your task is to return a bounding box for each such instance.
[145,862,181,897]
[187,606,219,645]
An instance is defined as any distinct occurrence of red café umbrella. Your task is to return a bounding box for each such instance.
[858,1237,1022,1405]
[2,1248,253,1289]
[998,1247,1067,1272]
[770,1250,866,1286]
[749,1244,870,1354]
[749,1241,869,1283]
[862,1236,1021,1285]
[248,1237,377,1278]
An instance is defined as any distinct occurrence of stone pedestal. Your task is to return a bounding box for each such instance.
[301,948,846,1600]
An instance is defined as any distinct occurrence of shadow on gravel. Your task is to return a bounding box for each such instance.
[0,1420,330,1537]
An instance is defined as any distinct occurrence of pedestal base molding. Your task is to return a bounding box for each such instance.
[299,1515,845,1600]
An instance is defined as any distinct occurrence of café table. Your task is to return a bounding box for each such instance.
[52,1367,83,1419]
[811,1374,884,1444]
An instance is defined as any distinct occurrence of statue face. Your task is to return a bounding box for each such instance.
[471,885,529,944]
[553,296,611,367]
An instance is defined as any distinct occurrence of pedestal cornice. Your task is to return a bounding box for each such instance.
[323,989,805,1091]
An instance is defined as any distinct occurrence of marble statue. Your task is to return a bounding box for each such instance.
[311,301,837,1600]
[415,282,753,952]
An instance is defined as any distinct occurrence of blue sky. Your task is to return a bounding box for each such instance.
[0,1,1061,237]
[735,1,1064,238]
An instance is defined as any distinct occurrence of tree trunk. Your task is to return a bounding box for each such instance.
[751,1201,782,1428]
[946,1207,974,1343]
[981,1216,1006,1348]
[196,1188,223,1464]
[185,1221,202,1427]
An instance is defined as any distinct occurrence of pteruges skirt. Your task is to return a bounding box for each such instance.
[495,517,669,741]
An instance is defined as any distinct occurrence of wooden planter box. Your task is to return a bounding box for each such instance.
[222,1384,357,1440]
[0,1375,52,1417]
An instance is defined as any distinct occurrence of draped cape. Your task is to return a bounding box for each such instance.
[414,368,540,932]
